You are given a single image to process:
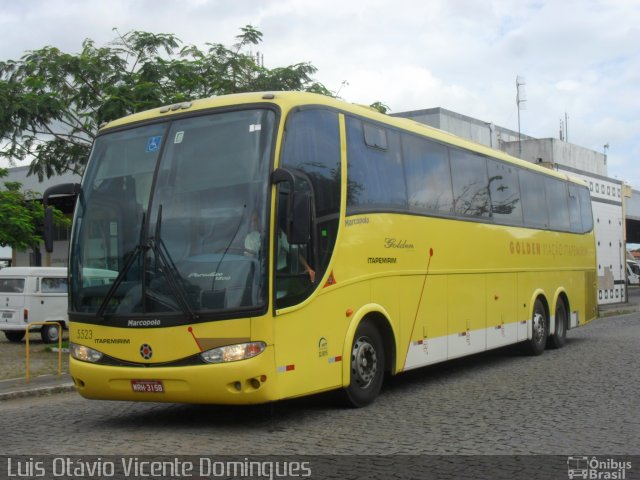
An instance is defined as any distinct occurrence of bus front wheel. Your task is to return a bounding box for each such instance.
[343,321,385,408]
[524,299,547,356]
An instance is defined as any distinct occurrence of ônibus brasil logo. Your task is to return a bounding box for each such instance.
[567,456,632,479]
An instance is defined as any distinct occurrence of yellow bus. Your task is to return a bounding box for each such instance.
[44,92,597,407]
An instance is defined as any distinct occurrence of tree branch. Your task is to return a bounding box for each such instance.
[33,129,92,145]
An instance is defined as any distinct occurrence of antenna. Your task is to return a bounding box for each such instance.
[335,80,349,97]
[516,76,527,157]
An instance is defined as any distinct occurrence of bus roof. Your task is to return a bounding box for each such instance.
[101,91,586,187]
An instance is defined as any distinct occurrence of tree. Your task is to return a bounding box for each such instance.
[0,168,69,251]
[0,25,332,180]
[369,101,390,114]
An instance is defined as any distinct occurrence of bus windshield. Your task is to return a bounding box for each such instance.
[70,108,275,320]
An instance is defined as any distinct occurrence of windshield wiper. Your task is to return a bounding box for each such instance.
[96,206,198,321]
[149,205,198,321]
[97,212,147,318]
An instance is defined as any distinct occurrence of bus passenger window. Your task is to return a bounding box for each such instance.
[520,170,549,228]
[346,118,407,211]
[577,186,594,232]
[450,149,490,218]
[403,134,453,215]
[545,177,570,231]
[487,159,523,225]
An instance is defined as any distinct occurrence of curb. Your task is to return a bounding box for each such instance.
[599,309,638,318]
[0,382,76,401]
[598,304,640,318]
[0,374,76,401]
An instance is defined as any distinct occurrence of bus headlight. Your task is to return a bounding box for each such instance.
[70,342,103,363]
[200,342,266,364]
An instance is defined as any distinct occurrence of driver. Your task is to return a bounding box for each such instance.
[244,211,315,283]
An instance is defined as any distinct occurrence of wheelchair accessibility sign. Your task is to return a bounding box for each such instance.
[146,136,162,153]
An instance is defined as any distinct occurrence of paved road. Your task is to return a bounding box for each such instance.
[0,313,638,457]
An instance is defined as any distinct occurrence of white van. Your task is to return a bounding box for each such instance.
[0,267,68,343]
[627,260,640,286]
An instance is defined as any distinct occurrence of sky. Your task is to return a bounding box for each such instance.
[0,0,638,184]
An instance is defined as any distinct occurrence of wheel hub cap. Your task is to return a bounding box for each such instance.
[352,337,377,388]
[533,313,545,342]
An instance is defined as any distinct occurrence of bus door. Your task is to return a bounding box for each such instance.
[271,108,344,399]
[271,169,343,398]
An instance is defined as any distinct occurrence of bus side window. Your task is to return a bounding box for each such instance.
[403,134,454,215]
[545,177,571,231]
[449,148,490,218]
[520,170,549,229]
[577,186,594,232]
[278,108,341,308]
[346,118,407,211]
[568,185,582,232]
[487,159,523,225]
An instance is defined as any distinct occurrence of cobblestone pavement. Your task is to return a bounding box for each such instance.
[0,313,638,457]
[0,331,69,380]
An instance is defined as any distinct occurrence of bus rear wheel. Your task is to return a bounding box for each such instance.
[548,300,567,349]
[343,321,385,408]
[523,299,547,356]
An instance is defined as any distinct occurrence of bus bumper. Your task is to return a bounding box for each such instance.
[69,347,278,404]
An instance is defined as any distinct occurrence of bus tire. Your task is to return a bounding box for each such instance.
[41,323,61,344]
[343,321,385,408]
[549,299,567,349]
[524,298,547,356]
[4,331,25,342]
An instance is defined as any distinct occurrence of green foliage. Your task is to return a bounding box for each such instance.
[0,168,69,250]
[0,26,330,179]
[369,101,390,114]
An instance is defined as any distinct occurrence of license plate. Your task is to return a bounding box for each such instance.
[1,312,12,319]
[131,380,164,393]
